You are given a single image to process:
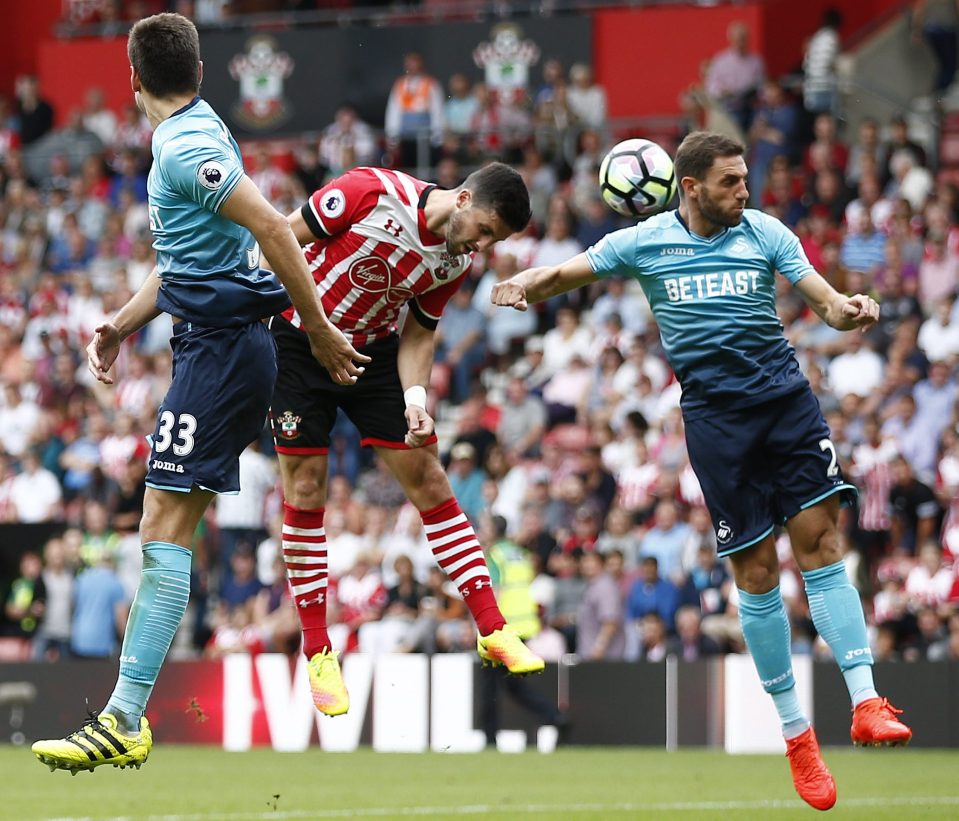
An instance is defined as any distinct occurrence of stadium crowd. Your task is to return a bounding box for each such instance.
[2,19,959,672]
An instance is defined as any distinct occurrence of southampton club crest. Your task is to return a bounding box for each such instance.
[473,23,540,96]
[229,36,294,131]
[277,410,301,440]
[434,251,455,281]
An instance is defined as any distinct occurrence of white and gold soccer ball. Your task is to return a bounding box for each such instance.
[599,138,677,219]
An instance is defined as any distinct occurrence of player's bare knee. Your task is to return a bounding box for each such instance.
[730,551,779,594]
[736,563,780,594]
[290,478,326,510]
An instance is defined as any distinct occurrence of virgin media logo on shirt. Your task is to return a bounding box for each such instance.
[348,256,390,291]
[347,256,415,304]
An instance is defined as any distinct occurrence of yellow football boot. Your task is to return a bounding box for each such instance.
[32,712,152,774]
[477,626,545,675]
[308,648,350,716]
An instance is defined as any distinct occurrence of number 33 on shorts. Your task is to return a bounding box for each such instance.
[154,411,197,457]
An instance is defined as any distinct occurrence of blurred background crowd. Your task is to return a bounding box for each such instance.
[1,2,958,672]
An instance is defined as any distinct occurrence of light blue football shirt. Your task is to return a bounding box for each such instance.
[585,209,815,418]
[148,97,289,326]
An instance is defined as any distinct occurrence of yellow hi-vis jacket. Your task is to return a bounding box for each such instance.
[487,540,541,640]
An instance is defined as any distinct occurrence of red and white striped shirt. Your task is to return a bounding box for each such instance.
[851,439,899,532]
[283,167,472,347]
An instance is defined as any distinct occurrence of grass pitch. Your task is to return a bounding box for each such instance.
[3,745,959,820]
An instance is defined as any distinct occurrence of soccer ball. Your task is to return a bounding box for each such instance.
[599,138,677,219]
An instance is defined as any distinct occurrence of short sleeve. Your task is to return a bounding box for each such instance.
[301,168,382,239]
[159,133,244,214]
[411,266,473,330]
[762,213,816,285]
[585,227,640,278]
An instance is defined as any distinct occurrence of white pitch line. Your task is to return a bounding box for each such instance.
[44,794,959,821]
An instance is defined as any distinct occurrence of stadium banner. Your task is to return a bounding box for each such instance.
[1,657,954,751]
[193,18,591,141]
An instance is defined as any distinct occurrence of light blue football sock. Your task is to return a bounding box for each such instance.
[105,542,192,733]
[802,560,878,707]
[738,585,809,736]
[773,689,809,739]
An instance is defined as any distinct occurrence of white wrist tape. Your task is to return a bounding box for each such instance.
[404,385,428,409]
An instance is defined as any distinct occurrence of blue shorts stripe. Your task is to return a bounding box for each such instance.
[717,524,775,559]
[145,482,192,493]
[798,482,859,513]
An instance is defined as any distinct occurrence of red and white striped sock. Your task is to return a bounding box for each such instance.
[421,497,505,636]
[282,502,331,658]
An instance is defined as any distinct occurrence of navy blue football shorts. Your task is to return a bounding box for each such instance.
[683,384,858,558]
[145,319,277,494]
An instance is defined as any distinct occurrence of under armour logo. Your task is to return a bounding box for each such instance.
[299,593,325,607]
[474,579,491,590]
[384,218,403,238]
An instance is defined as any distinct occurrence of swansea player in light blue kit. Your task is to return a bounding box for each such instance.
[32,13,368,774]
[493,132,911,811]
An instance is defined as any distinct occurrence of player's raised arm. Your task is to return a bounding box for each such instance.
[219,177,370,384]
[491,253,599,311]
[793,271,879,332]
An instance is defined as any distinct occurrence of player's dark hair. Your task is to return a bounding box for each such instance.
[674,131,745,189]
[128,13,201,99]
[822,8,842,29]
[463,162,531,234]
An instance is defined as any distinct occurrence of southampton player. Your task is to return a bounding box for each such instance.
[492,132,911,811]
[32,14,367,774]
[268,162,544,717]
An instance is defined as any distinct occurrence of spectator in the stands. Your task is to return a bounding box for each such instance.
[13,74,54,145]
[496,376,547,460]
[81,87,117,146]
[882,114,928,185]
[385,51,444,169]
[802,7,843,116]
[889,455,942,554]
[3,550,46,642]
[472,253,537,359]
[9,449,62,523]
[434,282,487,404]
[912,0,959,94]
[626,556,680,632]
[33,537,73,660]
[705,21,766,132]
[840,207,887,277]
[747,78,799,204]
[319,103,378,176]
[576,551,625,660]
[447,441,487,526]
[566,63,607,131]
[668,605,722,660]
[847,118,887,189]
[70,549,127,659]
[444,73,479,141]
